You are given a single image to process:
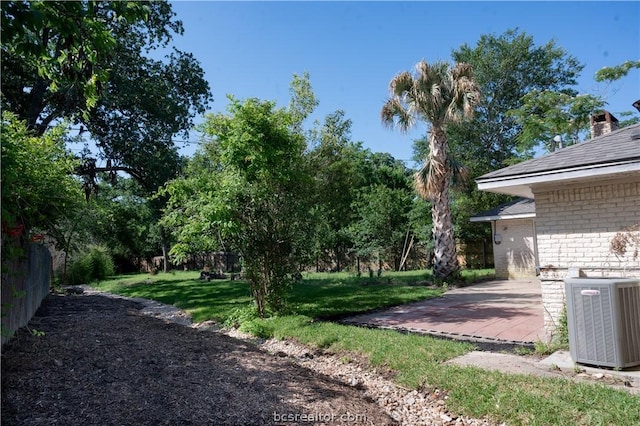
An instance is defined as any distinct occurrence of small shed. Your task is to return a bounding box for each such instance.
[471,198,538,279]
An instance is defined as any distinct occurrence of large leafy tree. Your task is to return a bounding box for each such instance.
[348,153,414,271]
[87,177,163,272]
[1,0,210,187]
[511,59,640,149]
[450,29,584,169]
[159,152,223,265]
[1,113,84,259]
[308,111,421,272]
[595,60,640,127]
[2,1,142,130]
[508,90,605,152]
[308,110,368,270]
[163,97,315,316]
[2,1,210,271]
[1,1,178,133]
[381,60,480,280]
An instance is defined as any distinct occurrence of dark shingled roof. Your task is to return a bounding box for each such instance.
[478,123,640,181]
[470,198,535,222]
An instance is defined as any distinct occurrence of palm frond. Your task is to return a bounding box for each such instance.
[389,71,414,97]
[430,83,443,113]
[415,60,430,79]
[414,154,447,200]
[413,161,433,200]
[448,155,471,190]
[448,62,480,122]
[413,60,454,123]
[450,62,474,81]
[381,97,415,132]
[415,61,436,93]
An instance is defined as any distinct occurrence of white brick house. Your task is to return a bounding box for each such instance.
[475,118,640,339]
[471,198,538,279]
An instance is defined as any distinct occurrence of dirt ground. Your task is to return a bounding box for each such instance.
[1,292,394,426]
[6,289,631,426]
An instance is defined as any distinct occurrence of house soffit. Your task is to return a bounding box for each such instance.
[477,162,640,197]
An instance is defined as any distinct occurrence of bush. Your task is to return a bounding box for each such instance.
[239,320,275,339]
[67,246,115,285]
[224,305,259,329]
[223,305,275,338]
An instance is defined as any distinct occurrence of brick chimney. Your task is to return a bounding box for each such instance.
[589,110,619,139]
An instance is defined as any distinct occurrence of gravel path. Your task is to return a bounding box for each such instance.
[1,289,498,425]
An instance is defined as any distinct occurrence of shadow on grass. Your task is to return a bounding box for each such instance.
[289,279,444,320]
[98,275,252,322]
[95,271,446,323]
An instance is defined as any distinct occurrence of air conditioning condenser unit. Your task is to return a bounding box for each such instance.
[564,277,640,369]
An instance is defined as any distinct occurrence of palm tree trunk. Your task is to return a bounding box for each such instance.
[429,128,460,279]
[431,181,459,278]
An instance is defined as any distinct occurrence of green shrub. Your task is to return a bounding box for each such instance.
[224,304,277,338]
[67,255,91,285]
[239,320,275,339]
[223,305,261,329]
[557,304,569,345]
[68,246,115,285]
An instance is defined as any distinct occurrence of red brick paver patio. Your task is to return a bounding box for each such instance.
[344,279,546,345]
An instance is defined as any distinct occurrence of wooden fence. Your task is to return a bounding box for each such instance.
[141,252,241,273]
[311,241,494,273]
[137,243,493,275]
[457,240,494,269]
[1,243,52,345]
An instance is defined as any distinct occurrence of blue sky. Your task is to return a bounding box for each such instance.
[167,1,640,163]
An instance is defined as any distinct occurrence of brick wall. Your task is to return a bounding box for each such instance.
[534,178,640,339]
[493,218,537,279]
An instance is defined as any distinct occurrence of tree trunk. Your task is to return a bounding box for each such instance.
[160,228,170,273]
[399,232,414,271]
[429,128,460,279]
[27,78,49,135]
[431,184,459,279]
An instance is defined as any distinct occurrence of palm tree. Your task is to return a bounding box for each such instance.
[381,60,480,279]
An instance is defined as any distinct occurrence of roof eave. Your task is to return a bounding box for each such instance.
[477,161,640,198]
[470,212,536,223]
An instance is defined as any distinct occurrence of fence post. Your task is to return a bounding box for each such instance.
[482,240,486,269]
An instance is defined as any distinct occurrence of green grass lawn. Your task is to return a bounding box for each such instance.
[93,270,639,425]
[95,269,450,322]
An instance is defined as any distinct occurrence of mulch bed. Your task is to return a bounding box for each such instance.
[1,292,394,425]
